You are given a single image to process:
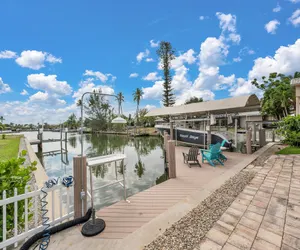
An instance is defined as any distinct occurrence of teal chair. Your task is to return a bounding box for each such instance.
[209,140,228,162]
[201,143,224,167]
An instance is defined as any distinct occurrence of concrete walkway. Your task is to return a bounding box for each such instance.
[196,154,300,250]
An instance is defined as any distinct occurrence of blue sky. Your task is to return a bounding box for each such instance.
[0,0,300,124]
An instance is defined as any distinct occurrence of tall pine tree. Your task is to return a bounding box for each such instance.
[157,41,176,107]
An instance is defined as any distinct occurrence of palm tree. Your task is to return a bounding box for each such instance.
[133,88,144,132]
[116,92,125,114]
[0,116,4,124]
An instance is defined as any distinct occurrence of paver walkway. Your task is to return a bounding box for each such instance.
[196,154,300,250]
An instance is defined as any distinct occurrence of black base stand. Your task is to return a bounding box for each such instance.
[81,218,106,237]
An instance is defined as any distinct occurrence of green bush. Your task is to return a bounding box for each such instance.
[0,150,37,241]
[276,115,300,147]
[2,134,6,140]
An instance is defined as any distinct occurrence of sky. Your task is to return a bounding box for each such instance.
[0,0,300,124]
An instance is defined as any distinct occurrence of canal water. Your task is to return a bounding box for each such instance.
[22,132,166,209]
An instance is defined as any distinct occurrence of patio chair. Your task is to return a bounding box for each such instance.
[209,139,228,162]
[201,143,224,167]
[182,146,201,168]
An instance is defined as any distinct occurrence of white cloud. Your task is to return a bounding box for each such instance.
[171,49,197,69]
[144,104,156,110]
[27,73,72,95]
[273,3,281,12]
[0,77,12,94]
[199,16,209,21]
[175,88,215,105]
[239,47,255,55]
[216,12,241,45]
[199,37,228,68]
[0,50,17,59]
[20,89,29,96]
[249,38,300,80]
[28,91,66,106]
[289,0,300,3]
[129,73,139,78]
[233,57,242,62]
[29,91,49,101]
[146,58,154,62]
[289,9,300,27]
[230,39,300,96]
[194,37,232,90]
[46,54,62,63]
[142,80,164,99]
[16,50,45,70]
[229,78,259,96]
[15,50,62,70]
[83,70,116,83]
[228,33,241,44]
[143,72,162,81]
[248,49,255,55]
[265,20,280,34]
[72,78,115,100]
[216,12,237,33]
[136,49,150,62]
[150,40,159,48]
[0,100,76,124]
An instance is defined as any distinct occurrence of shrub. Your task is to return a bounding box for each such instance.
[0,150,37,241]
[2,134,5,140]
[276,115,300,147]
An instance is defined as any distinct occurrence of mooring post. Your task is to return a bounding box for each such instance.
[167,140,176,178]
[246,129,252,154]
[73,156,87,219]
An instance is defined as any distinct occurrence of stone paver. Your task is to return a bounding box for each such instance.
[197,154,300,250]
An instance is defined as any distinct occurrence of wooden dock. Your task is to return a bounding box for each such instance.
[95,148,252,239]
[50,148,253,244]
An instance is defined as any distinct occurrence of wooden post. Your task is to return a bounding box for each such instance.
[253,123,257,143]
[272,129,275,142]
[234,118,238,148]
[73,156,87,219]
[170,121,174,140]
[246,129,252,154]
[167,140,176,178]
[207,130,211,148]
[259,129,266,147]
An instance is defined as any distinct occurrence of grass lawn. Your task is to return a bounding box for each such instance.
[0,135,21,161]
[276,146,300,155]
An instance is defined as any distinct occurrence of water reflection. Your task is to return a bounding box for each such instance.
[22,132,165,209]
[134,160,146,178]
[68,136,77,148]
[92,164,109,179]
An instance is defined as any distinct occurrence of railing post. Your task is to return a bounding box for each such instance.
[164,131,170,162]
[73,156,87,219]
[259,129,266,147]
[246,129,252,154]
[167,140,176,178]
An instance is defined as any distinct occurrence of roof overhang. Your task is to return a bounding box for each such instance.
[146,94,261,117]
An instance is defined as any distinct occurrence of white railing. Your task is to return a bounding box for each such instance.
[0,184,74,250]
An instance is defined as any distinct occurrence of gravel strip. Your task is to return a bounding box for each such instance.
[144,170,255,250]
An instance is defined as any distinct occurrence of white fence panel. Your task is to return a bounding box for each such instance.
[0,184,74,250]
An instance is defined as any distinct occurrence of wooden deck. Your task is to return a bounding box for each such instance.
[47,145,260,250]
[92,147,253,239]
